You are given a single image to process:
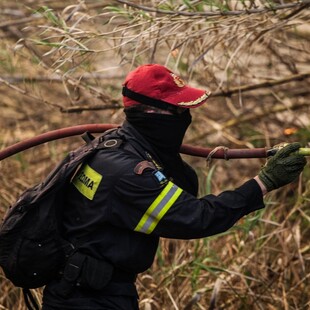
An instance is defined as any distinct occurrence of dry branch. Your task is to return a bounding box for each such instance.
[3,71,308,113]
[0,16,43,29]
[189,101,310,144]
[0,77,64,110]
[60,103,121,113]
[115,0,310,17]
[1,73,125,83]
[212,72,310,97]
[6,26,53,68]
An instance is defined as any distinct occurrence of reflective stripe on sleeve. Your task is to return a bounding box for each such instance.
[134,181,183,234]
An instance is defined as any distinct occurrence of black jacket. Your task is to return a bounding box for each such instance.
[62,121,265,275]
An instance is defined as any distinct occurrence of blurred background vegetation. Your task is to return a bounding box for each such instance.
[0,0,309,309]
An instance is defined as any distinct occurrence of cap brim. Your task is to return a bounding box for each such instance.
[163,86,211,108]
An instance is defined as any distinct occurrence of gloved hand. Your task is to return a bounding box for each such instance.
[258,142,307,192]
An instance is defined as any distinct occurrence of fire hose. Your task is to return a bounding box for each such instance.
[0,124,309,161]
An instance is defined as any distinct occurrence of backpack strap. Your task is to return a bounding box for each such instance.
[94,128,124,151]
[81,131,95,143]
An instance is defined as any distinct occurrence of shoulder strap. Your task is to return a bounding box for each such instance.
[81,132,95,143]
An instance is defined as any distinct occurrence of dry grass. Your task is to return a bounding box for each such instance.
[0,1,309,309]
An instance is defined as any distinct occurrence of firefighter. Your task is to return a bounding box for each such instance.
[42,64,306,310]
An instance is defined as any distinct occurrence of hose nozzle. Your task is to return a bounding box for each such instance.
[266,143,310,157]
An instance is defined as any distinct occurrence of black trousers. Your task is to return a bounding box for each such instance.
[42,281,139,310]
[42,295,139,310]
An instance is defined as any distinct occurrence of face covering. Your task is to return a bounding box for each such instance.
[125,108,198,195]
[125,108,192,154]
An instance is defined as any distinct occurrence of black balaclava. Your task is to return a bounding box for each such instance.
[125,108,198,195]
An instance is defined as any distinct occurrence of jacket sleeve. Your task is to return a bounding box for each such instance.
[110,166,265,239]
[155,179,264,239]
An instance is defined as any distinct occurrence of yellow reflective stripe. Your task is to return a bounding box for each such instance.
[134,181,183,234]
[134,182,174,233]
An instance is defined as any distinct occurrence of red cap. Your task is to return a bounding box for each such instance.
[122,64,211,109]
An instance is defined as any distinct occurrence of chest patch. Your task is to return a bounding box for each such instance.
[72,164,102,200]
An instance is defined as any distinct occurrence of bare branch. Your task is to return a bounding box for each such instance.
[0,77,64,110]
[189,101,309,144]
[60,104,122,113]
[115,0,310,17]
[0,16,42,29]
[212,72,310,97]
[1,73,125,84]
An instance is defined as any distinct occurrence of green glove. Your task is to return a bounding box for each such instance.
[259,142,307,191]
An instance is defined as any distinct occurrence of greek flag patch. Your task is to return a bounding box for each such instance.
[153,170,167,184]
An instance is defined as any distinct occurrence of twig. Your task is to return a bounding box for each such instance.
[6,25,118,105]
[0,77,64,110]
[7,26,53,68]
[115,0,310,17]
[60,103,122,113]
[183,293,201,310]
[212,72,310,97]
[280,2,310,19]
[188,101,309,144]
[267,43,298,74]
[1,73,125,83]
[4,71,308,113]
[0,16,42,29]
[0,74,120,112]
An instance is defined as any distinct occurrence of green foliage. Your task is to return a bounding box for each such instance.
[201,0,230,11]
[205,164,217,195]
[107,5,150,20]
[265,0,277,9]
[157,1,174,11]
[13,153,28,172]
[289,127,310,147]
[35,6,66,28]
[0,50,15,73]
[106,5,128,14]
[182,0,195,10]
[238,125,265,147]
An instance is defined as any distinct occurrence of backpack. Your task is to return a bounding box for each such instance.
[0,130,121,309]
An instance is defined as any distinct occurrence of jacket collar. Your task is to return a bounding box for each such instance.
[118,121,164,168]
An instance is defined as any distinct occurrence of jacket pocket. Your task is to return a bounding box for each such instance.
[78,254,114,290]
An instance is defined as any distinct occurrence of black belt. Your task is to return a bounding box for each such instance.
[54,252,136,297]
[112,268,137,283]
